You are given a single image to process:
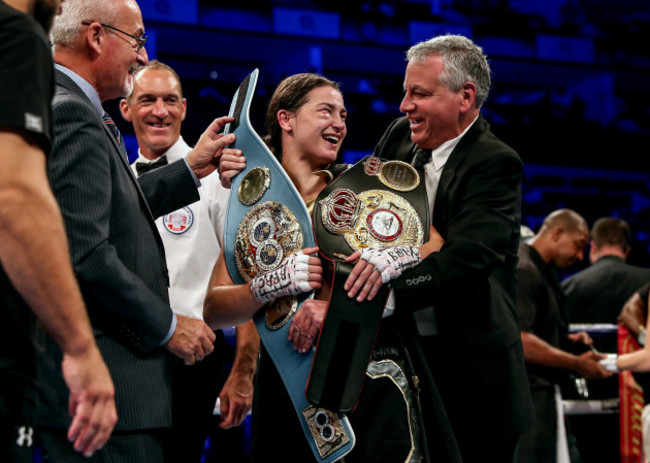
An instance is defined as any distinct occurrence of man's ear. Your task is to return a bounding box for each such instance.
[85,22,104,57]
[180,98,187,122]
[458,81,477,114]
[551,227,563,242]
[119,99,132,122]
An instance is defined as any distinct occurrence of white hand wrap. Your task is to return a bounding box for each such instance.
[359,245,421,284]
[250,251,313,304]
[599,354,619,374]
[639,328,647,347]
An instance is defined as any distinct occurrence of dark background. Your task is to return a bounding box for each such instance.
[110,0,650,274]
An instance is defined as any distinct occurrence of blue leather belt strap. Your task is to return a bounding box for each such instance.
[222,69,355,462]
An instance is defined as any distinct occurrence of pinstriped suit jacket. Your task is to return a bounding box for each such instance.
[37,69,200,431]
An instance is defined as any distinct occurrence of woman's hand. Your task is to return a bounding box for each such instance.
[343,245,421,302]
[218,148,246,188]
[288,299,328,354]
[342,225,443,302]
[249,247,322,304]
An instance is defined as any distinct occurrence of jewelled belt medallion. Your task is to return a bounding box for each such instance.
[319,189,424,251]
[235,201,303,329]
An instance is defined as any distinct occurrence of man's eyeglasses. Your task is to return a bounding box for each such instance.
[81,21,148,51]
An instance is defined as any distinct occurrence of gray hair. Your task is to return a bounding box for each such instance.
[407,34,491,108]
[50,0,121,48]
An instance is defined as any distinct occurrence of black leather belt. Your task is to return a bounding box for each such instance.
[308,155,429,412]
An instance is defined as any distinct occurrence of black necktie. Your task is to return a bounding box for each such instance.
[102,112,128,159]
[413,149,431,169]
[135,155,168,175]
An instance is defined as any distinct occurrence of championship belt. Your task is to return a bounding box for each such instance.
[222,69,355,462]
[308,156,429,412]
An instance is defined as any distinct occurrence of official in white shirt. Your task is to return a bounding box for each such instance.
[120,60,259,463]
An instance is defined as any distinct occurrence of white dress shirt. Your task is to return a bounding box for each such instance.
[132,136,229,319]
[386,116,479,318]
[417,115,480,216]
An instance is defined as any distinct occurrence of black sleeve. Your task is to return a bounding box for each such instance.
[638,282,650,304]
[0,8,53,152]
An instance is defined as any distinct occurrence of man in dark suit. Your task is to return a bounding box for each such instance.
[346,34,534,462]
[37,0,235,461]
[561,217,650,462]
[563,217,650,325]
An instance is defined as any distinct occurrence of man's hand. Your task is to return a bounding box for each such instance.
[568,331,594,347]
[61,345,117,457]
[218,320,258,428]
[218,149,246,189]
[218,369,254,429]
[574,350,613,379]
[186,116,235,180]
[288,299,328,354]
[165,315,216,364]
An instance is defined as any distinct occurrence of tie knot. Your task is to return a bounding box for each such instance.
[102,112,122,145]
[135,155,168,175]
[413,149,431,169]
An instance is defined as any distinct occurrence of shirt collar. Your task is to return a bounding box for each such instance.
[427,114,479,172]
[55,64,103,117]
[135,136,189,164]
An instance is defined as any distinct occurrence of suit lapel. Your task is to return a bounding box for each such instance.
[55,70,130,169]
[432,115,487,232]
[398,140,419,163]
[54,70,164,246]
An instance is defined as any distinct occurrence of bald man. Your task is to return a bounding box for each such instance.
[516,209,612,463]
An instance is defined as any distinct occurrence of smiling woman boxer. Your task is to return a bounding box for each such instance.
[203,73,458,463]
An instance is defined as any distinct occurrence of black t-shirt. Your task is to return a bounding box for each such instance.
[0,0,53,424]
[639,282,650,306]
[0,1,53,150]
[517,243,570,388]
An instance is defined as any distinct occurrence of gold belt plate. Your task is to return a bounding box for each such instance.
[319,189,424,252]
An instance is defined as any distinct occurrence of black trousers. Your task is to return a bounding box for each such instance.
[40,428,166,463]
[1,423,35,463]
[165,330,227,463]
[517,386,557,463]
[1,395,37,463]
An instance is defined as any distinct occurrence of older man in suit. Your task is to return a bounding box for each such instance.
[345,34,533,462]
[36,0,234,461]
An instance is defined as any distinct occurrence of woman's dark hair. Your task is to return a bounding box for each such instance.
[264,73,340,162]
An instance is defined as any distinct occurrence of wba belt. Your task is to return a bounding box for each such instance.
[308,156,429,412]
[222,69,355,462]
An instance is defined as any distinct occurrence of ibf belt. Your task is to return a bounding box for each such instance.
[222,69,355,462]
[308,155,429,412]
